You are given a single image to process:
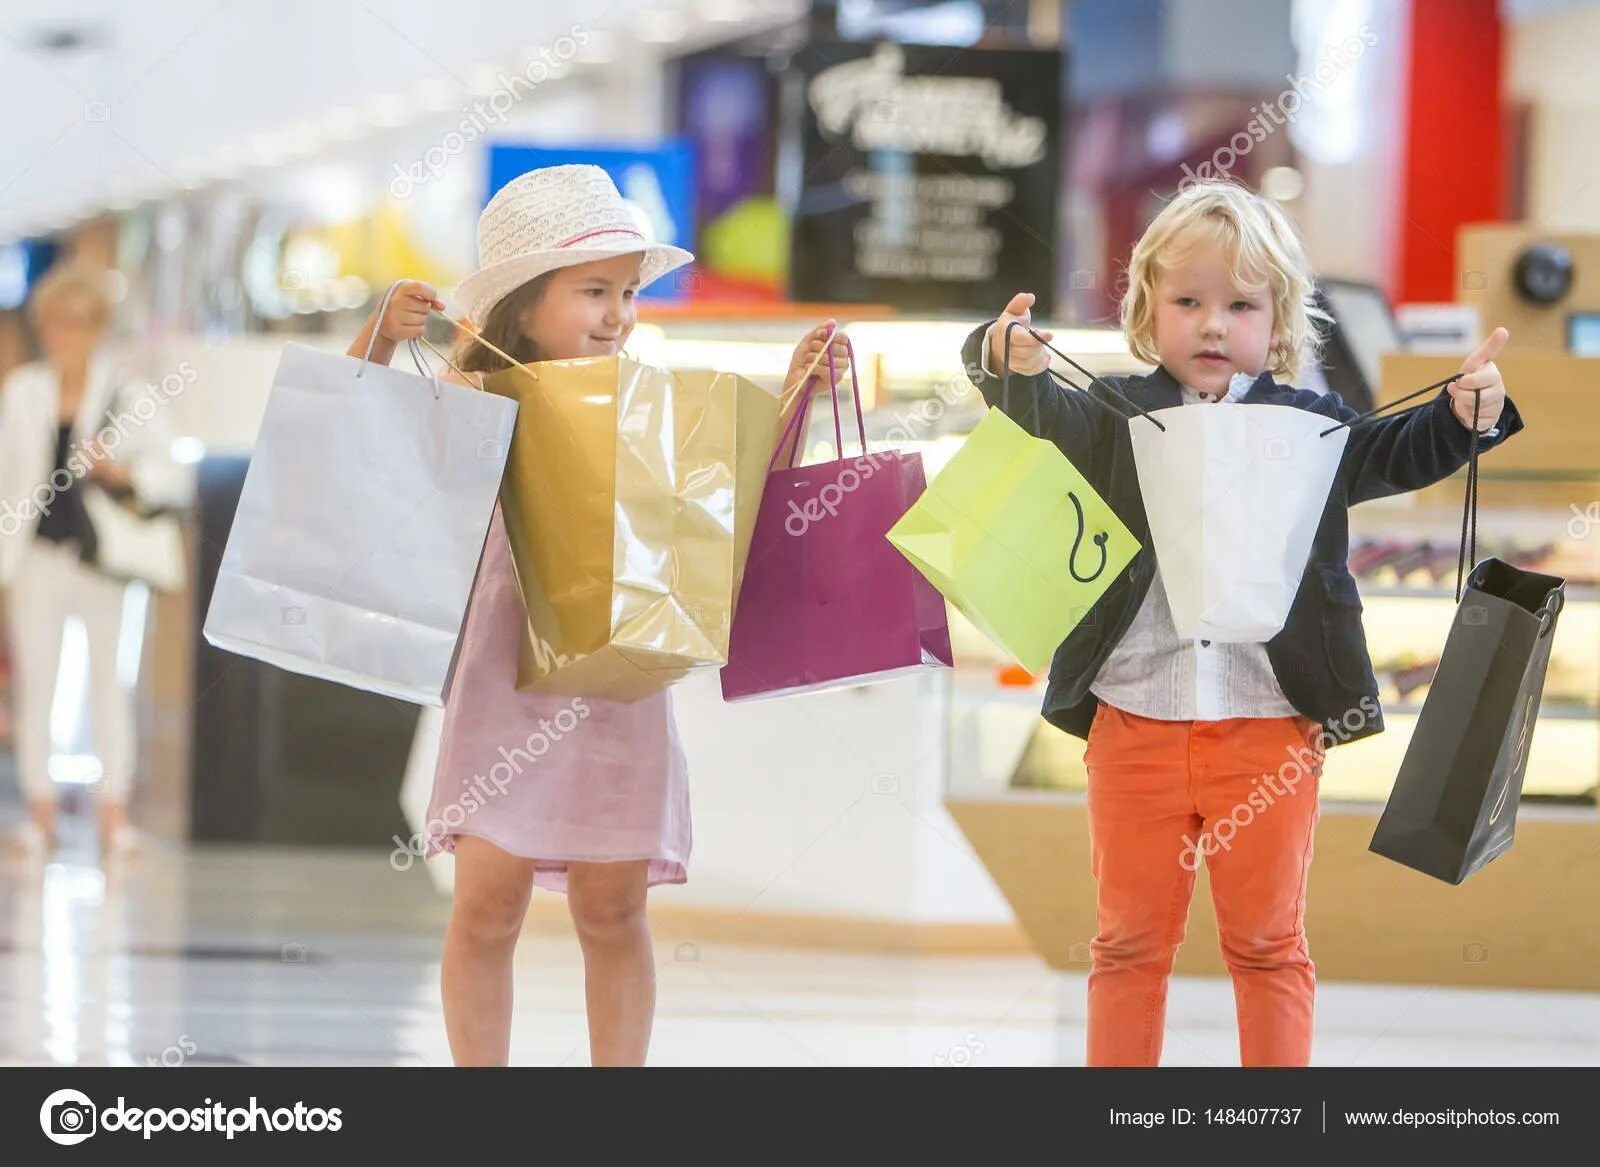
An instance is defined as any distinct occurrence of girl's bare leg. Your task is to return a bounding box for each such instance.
[441,836,536,1066]
[566,860,654,1066]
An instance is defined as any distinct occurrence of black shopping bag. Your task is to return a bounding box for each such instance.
[1367,394,1565,883]
[1368,558,1564,883]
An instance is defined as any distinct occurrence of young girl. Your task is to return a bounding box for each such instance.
[348,165,847,1066]
[964,180,1521,1066]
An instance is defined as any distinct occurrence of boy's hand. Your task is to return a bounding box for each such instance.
[377,280,444,343]
[986,292,1054,376]
[1448,326,1508,433]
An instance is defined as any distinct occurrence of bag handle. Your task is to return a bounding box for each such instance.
[772,328,868,471]
[1000,321,1169,433]
[1315,372,1465,438]
[429,309,532,381]
[1309,369,1482,600]
[989,326,1125,588]
[1455,388,1481,604]
[358,281,446,397]
[357,280,550,396]
[772,328,830,470]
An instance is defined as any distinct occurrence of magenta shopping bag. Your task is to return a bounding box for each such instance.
[721,339,953,702]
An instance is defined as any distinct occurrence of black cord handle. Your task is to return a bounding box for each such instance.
[1317,373,1463,437]
[1000,321,1044,436]
[1311,368,1482,597]
[998,319,1484,597]
[999,321,1168,433]
[1456,389,1481,603]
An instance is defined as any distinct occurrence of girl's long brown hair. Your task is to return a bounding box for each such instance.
[454,273,556,374]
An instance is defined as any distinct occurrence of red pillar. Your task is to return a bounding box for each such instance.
[1396,0,1504,303]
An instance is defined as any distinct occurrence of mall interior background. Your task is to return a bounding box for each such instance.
[1,0,1599,1066]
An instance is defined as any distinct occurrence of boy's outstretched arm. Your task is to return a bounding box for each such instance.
[1340,328,1524,505]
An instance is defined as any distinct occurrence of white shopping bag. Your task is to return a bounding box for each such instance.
[1129,403,1349,642]
[203,339,517,705]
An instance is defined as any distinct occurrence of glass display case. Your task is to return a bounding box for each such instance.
[943,485,1600,812]
[934,477,1600,816]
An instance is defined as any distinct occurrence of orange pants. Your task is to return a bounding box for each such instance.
[1082,704,1325,1067]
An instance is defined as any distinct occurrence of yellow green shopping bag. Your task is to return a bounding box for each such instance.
[886,327,1140,672]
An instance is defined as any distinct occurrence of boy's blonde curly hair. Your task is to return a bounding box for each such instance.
[1119,181,1328,380]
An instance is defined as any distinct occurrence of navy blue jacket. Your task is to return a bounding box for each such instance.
[958,322,1526,746]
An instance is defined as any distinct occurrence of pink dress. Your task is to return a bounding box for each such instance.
[422,502,692,892]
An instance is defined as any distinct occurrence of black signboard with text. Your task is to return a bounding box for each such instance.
[790,40,1064,315]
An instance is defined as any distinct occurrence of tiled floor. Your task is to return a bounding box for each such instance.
[3,819,1599,1068]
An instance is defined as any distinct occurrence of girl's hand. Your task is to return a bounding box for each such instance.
[377,280,444,343]
[986,291,1054,376]
[1448,326,1508,432]
[784,320,851,396]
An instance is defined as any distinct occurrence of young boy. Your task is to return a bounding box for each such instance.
[962,181,1520,1066]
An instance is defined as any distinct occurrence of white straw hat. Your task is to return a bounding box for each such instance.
[453,164,695,324]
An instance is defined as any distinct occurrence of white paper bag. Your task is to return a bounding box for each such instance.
[1129,403,1350,642]
[203,342,517,705]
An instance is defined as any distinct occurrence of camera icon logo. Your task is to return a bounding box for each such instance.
[1462,605,1489,627]
[1069,269,1096,290]
[1463,270,1488,291]
[282,605,306,626]
[83,101,111,123]
[1265,438,1292,460]
[1462,942,1489,963]
[477,438,504,459]
[281,942,307,963]
[40,1089,97,1145]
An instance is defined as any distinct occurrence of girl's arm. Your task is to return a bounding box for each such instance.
[778,320,852,451]
[347,280,444,364]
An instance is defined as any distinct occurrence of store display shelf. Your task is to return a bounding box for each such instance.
[1384,701,1599,721]
[1351,503,1599,543]
[950,682,1047,708]
[1312,793,1598,818]
[1463,469,1600,482]
[955,683,1599,723]
[1361,583,1599,601]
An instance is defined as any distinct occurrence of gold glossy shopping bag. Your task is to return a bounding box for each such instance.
[482,357,780,701]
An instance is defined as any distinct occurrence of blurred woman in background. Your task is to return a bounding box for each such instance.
[0,262,184,857]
